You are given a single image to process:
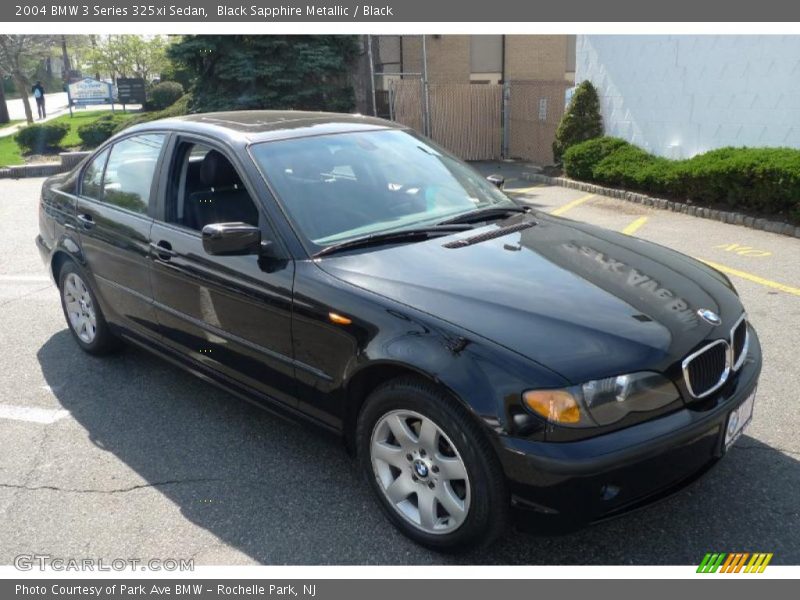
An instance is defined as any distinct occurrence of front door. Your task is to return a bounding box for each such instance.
[75,133,167,339]
[148,138,297,407]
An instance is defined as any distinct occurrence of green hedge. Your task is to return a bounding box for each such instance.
[563,137,800,223]
[15,122,69,154]
[77,114,131,147]
[562,137,628,181]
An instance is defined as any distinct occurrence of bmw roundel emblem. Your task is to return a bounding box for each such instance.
[697,308,722,326]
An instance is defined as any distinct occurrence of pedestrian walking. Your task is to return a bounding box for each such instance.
[32,81,46,119]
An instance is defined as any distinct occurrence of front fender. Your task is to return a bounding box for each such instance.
[291,261,566,440]
[348,323,566,439]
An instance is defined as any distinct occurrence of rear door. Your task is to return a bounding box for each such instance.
[148,136,297,407]
[75,133,167,339]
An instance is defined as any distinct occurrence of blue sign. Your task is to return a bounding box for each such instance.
[68,78,114,106]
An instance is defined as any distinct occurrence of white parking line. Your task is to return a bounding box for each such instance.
[0,405,69,424]
[0,275,51,283]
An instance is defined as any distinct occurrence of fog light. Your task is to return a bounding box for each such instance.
[523,390,581,424]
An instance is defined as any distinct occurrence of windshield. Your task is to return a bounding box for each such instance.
[250,129,515,251]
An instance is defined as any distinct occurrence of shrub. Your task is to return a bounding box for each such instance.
[679,147,800,217]
[77,114,131,147]
[563,137,629,181]
[592,144,675,191]
[552,80,604,164]
[113,93,192,134]
[148,81,185,111]
[15,122,70,154]
[562,136,800,223]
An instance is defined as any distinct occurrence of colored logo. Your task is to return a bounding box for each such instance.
[697,552,773,573]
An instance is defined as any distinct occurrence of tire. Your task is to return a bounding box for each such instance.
[58,260,120,355]
[357,376,508,551]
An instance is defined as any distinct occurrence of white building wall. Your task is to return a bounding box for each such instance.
[576,35,800,158]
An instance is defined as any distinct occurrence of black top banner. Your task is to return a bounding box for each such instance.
[6,0,800,22]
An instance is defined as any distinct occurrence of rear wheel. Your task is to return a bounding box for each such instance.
[58,261,119,355]
[357,376,508,551]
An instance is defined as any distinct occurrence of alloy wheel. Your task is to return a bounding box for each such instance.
[63,272,97,344]
[370,409,471,535]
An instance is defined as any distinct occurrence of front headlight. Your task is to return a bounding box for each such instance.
[523,372,679,427]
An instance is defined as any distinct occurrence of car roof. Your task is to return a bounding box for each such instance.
[125,110,405,145]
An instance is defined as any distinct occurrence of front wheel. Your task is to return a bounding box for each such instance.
[357,376,508,551]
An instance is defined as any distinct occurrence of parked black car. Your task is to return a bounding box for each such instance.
[36,111,761,551]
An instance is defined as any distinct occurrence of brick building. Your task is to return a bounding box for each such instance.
[375,35,576,87]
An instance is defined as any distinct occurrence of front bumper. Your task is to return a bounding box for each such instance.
[497,327,762,530]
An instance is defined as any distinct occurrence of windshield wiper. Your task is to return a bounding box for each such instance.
[437,205,530,226]
[312,224,473,258]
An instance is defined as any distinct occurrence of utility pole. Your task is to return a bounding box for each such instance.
[421,35,431,137]
[366,34,377,117]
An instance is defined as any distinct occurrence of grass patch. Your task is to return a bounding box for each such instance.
[0,110,133,167]
[0,136,24,166]
[55,110,122,147]
[0,119,23,130]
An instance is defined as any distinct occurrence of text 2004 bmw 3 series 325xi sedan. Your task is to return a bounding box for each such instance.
[36,111,762,551]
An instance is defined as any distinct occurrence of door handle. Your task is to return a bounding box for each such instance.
[150,240,176,261]
[77,213,94,229]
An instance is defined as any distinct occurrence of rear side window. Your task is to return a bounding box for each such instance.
[79,134,166,213]
[81,148,110,200]
[101,134,166,214]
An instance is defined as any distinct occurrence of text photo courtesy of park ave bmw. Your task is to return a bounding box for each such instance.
[0,0,799,589]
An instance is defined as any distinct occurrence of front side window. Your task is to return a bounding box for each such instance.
[100,134,166,214]
[165,142,260,232]
[250,129,514,250]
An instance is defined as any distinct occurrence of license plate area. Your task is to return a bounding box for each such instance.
[724,387,756,452]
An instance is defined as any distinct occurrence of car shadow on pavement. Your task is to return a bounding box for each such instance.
[37,329,799,565]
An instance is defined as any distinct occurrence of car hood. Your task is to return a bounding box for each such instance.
[317,214,743,384]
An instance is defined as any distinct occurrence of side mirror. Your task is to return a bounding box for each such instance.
[486,174,505,189]
[202,222,261,256]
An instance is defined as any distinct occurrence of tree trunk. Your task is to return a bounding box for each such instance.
[14,75,34,123]
[0,84,10,124]
[61,35,71,81]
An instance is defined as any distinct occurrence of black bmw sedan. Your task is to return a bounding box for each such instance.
[36,111,761,551]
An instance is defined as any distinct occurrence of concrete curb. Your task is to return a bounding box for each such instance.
[0,151,91,180]
[522,172,800,239]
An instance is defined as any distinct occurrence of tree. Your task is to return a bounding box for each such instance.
[0,35,55,124]
[86,35,132,83]
[86,35,168,84]
[127,35,168,82]
[552,80,604,165]
[167,35,359,112]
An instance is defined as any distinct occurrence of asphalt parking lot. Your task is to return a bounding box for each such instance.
[1,175,798,566]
